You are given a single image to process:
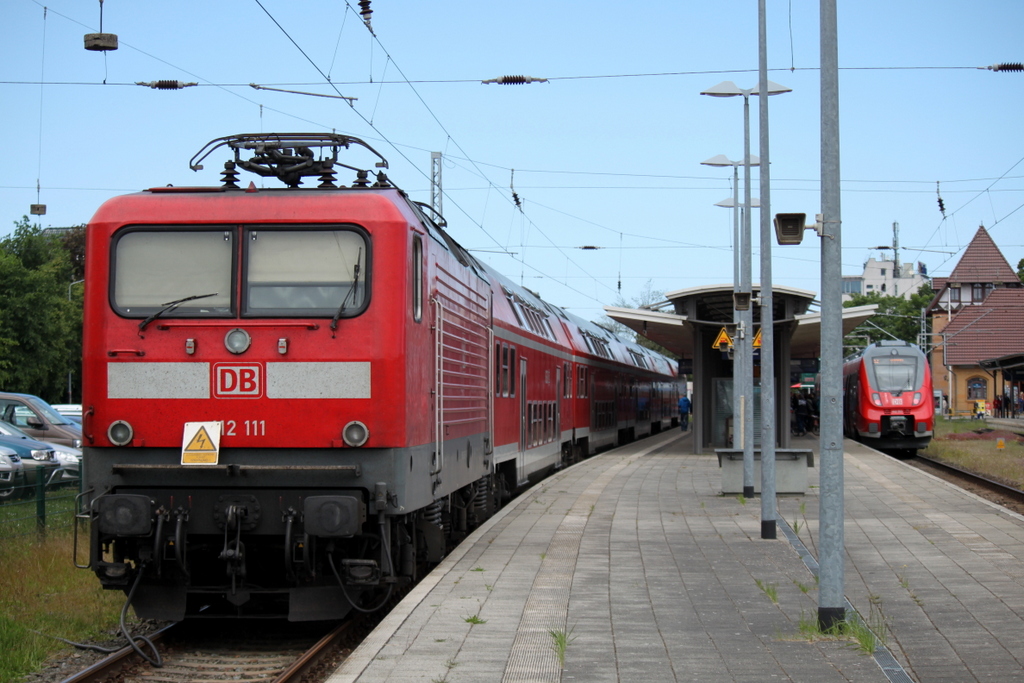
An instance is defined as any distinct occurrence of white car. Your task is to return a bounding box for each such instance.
[51,403,83,424]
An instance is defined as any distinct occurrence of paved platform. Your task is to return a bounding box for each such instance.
[330,428,1024,682]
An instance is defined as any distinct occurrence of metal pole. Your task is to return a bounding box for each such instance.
[733,165,741,462]
[818,0,845,630]
[741,93,755,499]
[757,0,777,539]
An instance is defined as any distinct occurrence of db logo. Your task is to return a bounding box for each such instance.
[214,364,263,398]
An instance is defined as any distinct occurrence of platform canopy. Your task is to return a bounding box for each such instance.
[604,283,878,359]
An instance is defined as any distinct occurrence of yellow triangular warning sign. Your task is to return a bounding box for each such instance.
[752,327,762,348]
[185,426,217,453]
[711,327,732,350]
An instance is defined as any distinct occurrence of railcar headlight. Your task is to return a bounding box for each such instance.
[913,392,922,405]
[108,420,134,446]
[342,421,369,447]
[870,392,882,406]
[224,328,251,354]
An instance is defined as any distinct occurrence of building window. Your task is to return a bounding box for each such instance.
[967,377,987,400]
[972,283,984,303]
[949,287,960,303]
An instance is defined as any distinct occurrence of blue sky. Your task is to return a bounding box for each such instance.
[4,0,1022,321]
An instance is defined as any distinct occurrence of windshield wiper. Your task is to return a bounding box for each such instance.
[331,251,362,332]
[138,292,219,333]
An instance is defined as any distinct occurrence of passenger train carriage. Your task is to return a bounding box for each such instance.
[79,134,679,621]
[842,340,934,453]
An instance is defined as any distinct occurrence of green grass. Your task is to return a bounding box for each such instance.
[0,526,134,683]
[548,625,577,667]
[922,417,1024,488]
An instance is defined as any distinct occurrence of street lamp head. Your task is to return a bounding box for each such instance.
[701,154,760,168]
[700,80,792,97]
[715,197,760,208]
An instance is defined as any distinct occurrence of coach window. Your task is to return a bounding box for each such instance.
[112,229,234,317]
[509,347,517,396]
[245,227,369,317]
[412,235,423,322]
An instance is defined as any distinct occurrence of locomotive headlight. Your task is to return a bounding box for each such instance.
[342,421,369,447]
[913,392,922,405]
[870,392,882,406]
[108,420,134,446]
[224,328,252,354]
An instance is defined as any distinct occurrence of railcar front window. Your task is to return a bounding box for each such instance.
[245,228,369,317]
[113,230,234,316]
[870,356,919,393]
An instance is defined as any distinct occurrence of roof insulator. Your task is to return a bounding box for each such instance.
[358,0,373,31]
[985,63,1024,72]
[481,75,549,85]
[136,80,199,90]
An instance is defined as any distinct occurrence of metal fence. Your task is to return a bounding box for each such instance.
[0,464,80,541]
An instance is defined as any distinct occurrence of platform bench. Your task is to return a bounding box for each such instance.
[715,448,814,494]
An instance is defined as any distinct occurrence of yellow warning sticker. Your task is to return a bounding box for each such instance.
[752,327,762,348]
[712,327,732,350]
[182,421,221,465]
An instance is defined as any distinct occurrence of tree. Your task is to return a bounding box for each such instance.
[599,280,676,358]
[1017,258,1023,284]
[0,218,80,402]
[842,283,934,352]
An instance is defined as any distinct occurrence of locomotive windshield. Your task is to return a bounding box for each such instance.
[245,228,368,316]
[869,354,921,393]
[114,229,234,316]
[112,226,369,319]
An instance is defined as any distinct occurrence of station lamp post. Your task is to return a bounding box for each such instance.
[702,80,790,499]
[703,155,759,485]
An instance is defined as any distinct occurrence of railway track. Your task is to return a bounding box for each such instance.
[909,451,1024,514]
[60,619,357,683]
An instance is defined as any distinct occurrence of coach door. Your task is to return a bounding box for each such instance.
[517,357,528,486]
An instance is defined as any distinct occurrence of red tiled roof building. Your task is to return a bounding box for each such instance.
[926,226,1024,416]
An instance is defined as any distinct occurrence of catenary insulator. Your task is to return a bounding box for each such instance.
[481,75,549,85]
[986,63,1024,72]
[136,80,199,90]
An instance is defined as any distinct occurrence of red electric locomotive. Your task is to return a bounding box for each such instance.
[79,133,679,621]
[842,340,933,453]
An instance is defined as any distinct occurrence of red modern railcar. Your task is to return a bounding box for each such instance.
[842,340,934,452]
[79,134,678,622]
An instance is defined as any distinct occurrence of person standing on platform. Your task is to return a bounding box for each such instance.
[678,394,691,431]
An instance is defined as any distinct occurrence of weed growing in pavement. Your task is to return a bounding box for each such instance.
[471,566,485,572]
[736,494,747,505]
[792,601,889,655]
[792,579,811,594]
[755,579,779,604]
[548,625,577,667]
[463,614,486,625]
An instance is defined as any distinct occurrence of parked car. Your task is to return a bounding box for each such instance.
[0,420,79,483]
[0,422,62,496]
[51,404,83,424]
[0,392,82,448]
[0,446,25,501]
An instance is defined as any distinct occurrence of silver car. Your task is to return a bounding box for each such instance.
[0,445,25,501]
